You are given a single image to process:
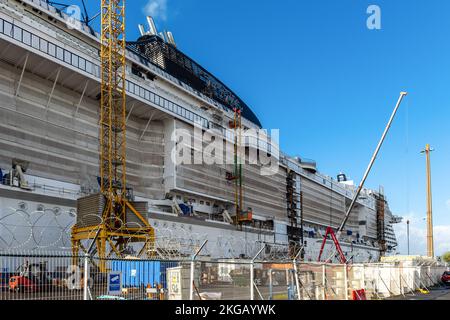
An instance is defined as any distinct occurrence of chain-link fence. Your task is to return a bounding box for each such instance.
[0,250,447,300]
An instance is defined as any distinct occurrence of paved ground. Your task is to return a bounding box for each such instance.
[389,286,450,300]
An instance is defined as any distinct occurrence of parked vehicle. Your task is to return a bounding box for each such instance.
[441,271,450,286]
[9,261,53,292]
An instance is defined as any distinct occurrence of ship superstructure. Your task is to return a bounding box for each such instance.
[0,0,400,262]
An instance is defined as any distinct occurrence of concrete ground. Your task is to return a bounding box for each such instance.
[389,286,450,300]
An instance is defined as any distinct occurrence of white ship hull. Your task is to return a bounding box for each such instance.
[0,185,381,263]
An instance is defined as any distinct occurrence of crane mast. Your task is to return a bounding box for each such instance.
[71,0,155,270]
[100,0,127,210]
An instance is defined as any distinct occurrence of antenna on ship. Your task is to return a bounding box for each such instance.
[166,31,177,47]
[138,24,146,36]
[147,16,158,35]
[138,16,177,47]
[137,16,158,36]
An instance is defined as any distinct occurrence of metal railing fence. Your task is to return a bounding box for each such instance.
[0,249,447,301]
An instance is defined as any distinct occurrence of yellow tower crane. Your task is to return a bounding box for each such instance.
[71,0,155,271]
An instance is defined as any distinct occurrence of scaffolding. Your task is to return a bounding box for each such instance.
[226,108,252,227]
[376,188,387,257]
[286,169,302,258]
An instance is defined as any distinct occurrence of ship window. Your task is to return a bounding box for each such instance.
[176,195,181,200]
[40,39,47,52]
[13,26,21,41]
[48,43,56,56]
[200,201,204,205]
[145,90,149,100]
[85,61,92,73]
[93,65,100,77]
[23,30,31,45]
[64,50,71,64]
[79,57,85,70]
[56,46,64,60]
[149,92,155,102]
[0,20,3,34]
[31,34,39,49]
[4,21,12,37]
[72,54,79,67]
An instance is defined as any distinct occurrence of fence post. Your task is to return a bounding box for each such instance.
[362,265,365,292]
[343,264,349,300]
[322,264,326,300]
[428,266,432,287]
[83,253,89,300]
[251,245,266,301]
[291,246,304,301]
[190,240,207,301]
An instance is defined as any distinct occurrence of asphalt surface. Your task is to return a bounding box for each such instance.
[389,286,450,300]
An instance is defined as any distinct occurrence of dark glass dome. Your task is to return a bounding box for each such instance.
[127,35,262,128]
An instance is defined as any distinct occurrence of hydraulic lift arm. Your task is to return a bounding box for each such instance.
[318,92,408,263]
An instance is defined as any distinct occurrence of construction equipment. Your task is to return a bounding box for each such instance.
[9,261,53,292]
[318,92,408,263]
[318,227,347,263]
[71,0,155,271]
[421,144,434,258]
[227,108,252,225]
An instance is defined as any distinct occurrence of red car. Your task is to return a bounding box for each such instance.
[442,271,450,285]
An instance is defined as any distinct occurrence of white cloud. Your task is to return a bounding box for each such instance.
[394,212,450,256]
[143,0,168,21]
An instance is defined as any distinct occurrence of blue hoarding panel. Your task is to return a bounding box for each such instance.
[110,261,180,288]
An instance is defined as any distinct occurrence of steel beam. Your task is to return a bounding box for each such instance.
[74,80,89,117]
[126,102,136,123]
[46,67,61,109]
[139,111,155,142]
[15,52,29,97]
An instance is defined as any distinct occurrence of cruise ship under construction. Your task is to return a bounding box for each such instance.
[0,0,401,263]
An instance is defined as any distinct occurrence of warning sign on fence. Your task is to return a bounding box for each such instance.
[108,272,122,295]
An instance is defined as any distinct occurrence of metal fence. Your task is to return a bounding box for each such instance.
[0,249,447,301]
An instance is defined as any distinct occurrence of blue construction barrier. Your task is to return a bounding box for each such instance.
[110,261,178,289]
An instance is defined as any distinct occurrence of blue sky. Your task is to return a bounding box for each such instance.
[65,0,449,256]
